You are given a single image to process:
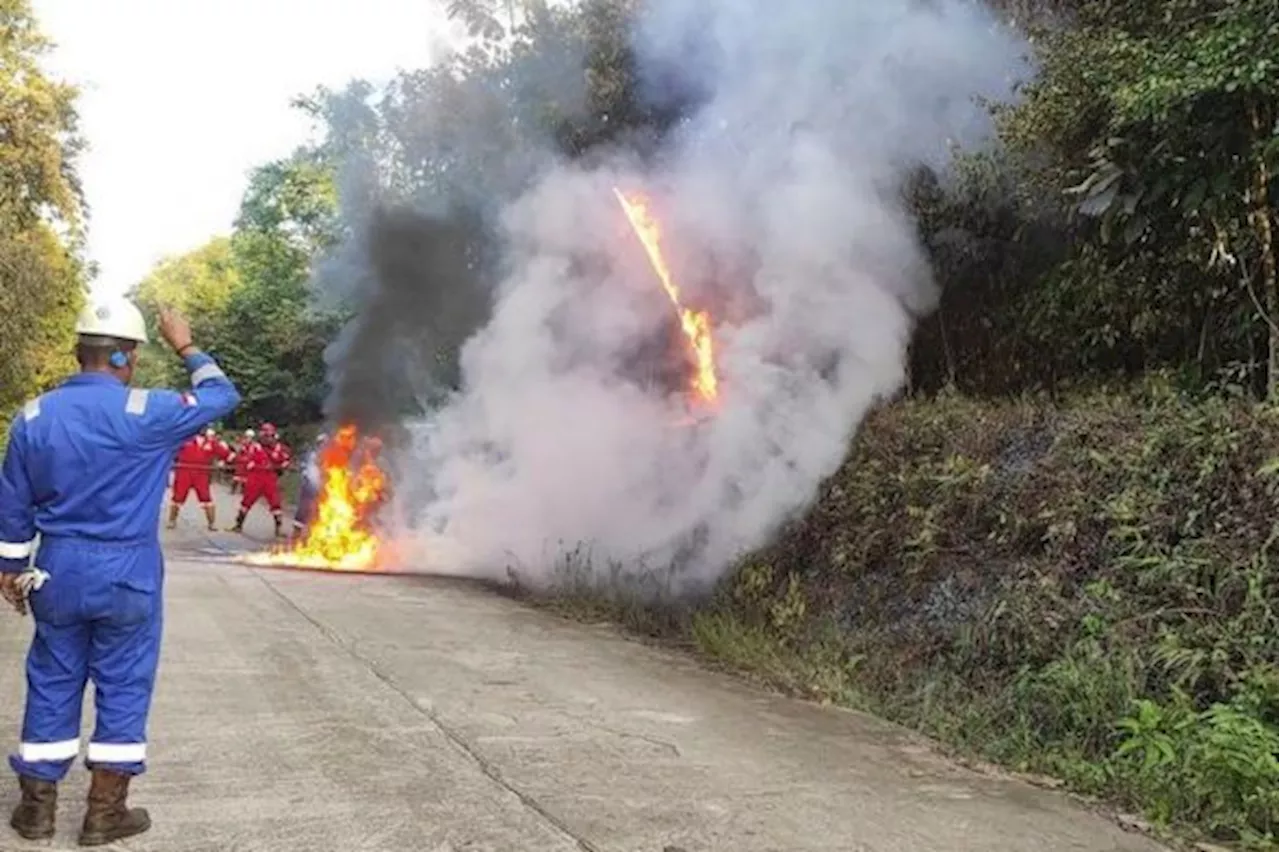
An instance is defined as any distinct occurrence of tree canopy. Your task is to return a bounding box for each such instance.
[909,0,1277,398]
[127,151,345,426]
[0,0,86,442]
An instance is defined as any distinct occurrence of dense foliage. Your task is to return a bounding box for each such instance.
[0,0,86,441]
[909,0,1277,398]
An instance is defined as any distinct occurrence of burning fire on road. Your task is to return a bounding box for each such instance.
[246,189,721,573]
[242,424,389,573]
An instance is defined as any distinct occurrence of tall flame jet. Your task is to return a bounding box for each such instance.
[613,187,719,405]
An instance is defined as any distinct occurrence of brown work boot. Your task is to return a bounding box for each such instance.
[203,503,217,531]
[9,776,56,840]
[166,503,179,530]
[78,769,150,847]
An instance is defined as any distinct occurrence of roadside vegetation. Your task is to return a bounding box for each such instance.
[4,0,1275,846]
[544,383,1277,848]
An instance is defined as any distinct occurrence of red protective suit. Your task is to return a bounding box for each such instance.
[210,436,232,468]
[230,438,252,491]
[171,434,230,506]
[239,440,292,513]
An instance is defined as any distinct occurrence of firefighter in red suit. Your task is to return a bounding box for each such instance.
[228,428,253,494]
[230,423,292,538]
[166,427,231,531]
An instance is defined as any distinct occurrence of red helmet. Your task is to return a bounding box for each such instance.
[260,423,278,438]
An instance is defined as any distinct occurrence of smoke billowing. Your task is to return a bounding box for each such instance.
[321,204,491,428]
[318,0,1030,589]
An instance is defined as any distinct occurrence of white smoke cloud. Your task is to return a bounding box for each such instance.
[383,0,1029,589]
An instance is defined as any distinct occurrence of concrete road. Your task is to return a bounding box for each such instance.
[0,487,1167,852]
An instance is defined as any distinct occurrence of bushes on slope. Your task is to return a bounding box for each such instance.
[711,384,1276,845]
[544,384,1276,846]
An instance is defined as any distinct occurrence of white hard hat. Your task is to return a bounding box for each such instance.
[75,296,148,344]
[244,429,256,437]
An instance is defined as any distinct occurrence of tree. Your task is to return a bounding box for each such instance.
[445,0,522,42]
[132,237,241,315]
[211,152,344,426]
[0,0,83,231]
[129,237,243,388]
[0,0,86,442]
[0,227,82,430]
[1005,0,1278,395]
[234,155,339,257]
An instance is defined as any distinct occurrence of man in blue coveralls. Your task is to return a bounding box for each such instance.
[0,296,240,845]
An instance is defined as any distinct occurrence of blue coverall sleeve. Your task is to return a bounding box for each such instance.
[0,415,36,574]
[136,352,242,450]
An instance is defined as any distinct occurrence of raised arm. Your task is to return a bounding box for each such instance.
[135,308,241,450]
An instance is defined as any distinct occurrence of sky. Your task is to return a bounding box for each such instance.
[33,0,467,297]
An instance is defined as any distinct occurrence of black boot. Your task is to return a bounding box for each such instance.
[79,769,150,846]
[9,775,56,840]
[228,509,247,533]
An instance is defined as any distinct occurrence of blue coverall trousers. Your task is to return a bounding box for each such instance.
[9,537,163,782]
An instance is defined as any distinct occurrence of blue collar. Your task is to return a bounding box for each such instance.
[62,372,127,388]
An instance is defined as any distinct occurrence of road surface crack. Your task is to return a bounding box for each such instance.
[250,569,600,852]
[590,723,681,758]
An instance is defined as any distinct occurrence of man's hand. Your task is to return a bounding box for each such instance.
[0,574,28,616]
[157,306,194,354]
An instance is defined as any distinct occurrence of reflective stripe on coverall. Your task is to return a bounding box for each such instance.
[0,354,240,781]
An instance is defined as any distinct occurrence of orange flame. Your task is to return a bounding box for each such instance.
[247,424,387,572]
[613,187,719,404]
